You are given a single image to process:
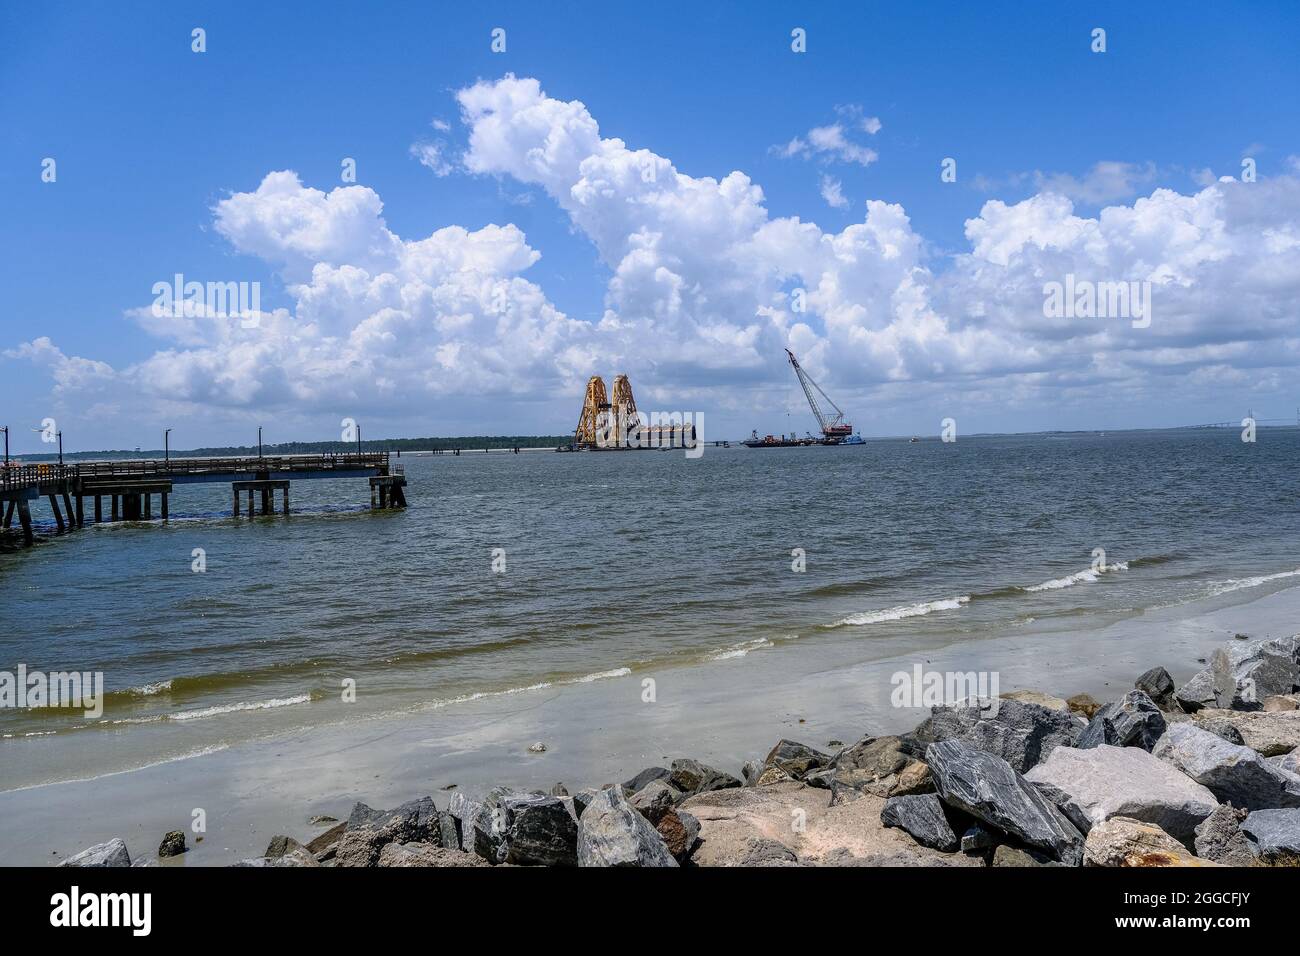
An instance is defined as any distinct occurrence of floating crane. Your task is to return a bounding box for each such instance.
[785,348,854,443]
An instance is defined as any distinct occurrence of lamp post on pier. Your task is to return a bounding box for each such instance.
[1,425,8,468]
[258,426,263,459]
[164,428,171,467]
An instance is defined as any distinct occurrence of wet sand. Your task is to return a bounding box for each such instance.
[2,582,1298,866]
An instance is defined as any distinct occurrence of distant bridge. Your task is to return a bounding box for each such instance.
[0,452,407,547]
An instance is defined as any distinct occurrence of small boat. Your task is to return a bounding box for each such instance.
[909,436,920,443]
[839,433,865,445]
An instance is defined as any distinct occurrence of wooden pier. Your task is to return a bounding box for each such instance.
[1,452,406,547]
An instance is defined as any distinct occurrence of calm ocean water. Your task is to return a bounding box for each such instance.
[2,428,1299,790]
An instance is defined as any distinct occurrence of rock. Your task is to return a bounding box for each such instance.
[1193,806,1256,866]
[1273,748,1300,776]
[1153,722,1300,810]
[571,788,600,818]
[305,821,346,860]
[1264,694,1300,712]
[763,739,832,779]
[577,787,678,867]
[528,741,547,753]
[58,838,131,868]
[669,758,741,796]
[264,835,305,860]
[836,735,910,775]
[1083,817,1221,867]
[741,759,765,787]
[1211,635,1300,710]
[470,787,517,864]
[448,792,483,852]
[880,794,960,851]
[1025,744,1218,843]
[377,842,490,867]
[158,830,186,858]
[926,739,1083,863]
[347,801,383,828]
[549,782,569,797]
[992,844,1064,867]
[495,794,579,866]
[436,811,459,849]
[1067,693,1102,719]
[308,814,338,825]
[1077,690,1166,752]
[232,848,320,867]
[1135,666,1177,711]
[656,809,700,863]
[628,779,682,824]
[960,824,996,852]
[1192,708,1300,756]
[910,697,1085,773]
[335,796,441,867]
[1194,715,1247,746]
[1240,808,1300,864]
[622,766,670,793]
[823,736,931,798]
[1001,689,1069,711]
[1175,668,1217,713]
[680,779,981,867]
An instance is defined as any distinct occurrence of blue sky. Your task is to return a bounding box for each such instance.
[3,1,1299,452]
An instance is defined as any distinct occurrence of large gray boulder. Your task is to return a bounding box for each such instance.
[1175,668,1217,713]
[909,697,1085,773]
[628,779,683,824]
[826,735,931,798]
[58,838,131,868]
[1192,709,1300,757]
[1193,806,1256,866]
[880,793,959,851]
[1211,635,1300,711]
[470,787,521,864]
[1153,722,1300,811]
[1025,744,1218,843]
[622,767,671,794]
[1077,690,1166,752]
[926,739,1083,863]
[1240,808,1300,864]
[494,793,579,866]
[669,758,741,796]
[447,791,482,852]
[335,796,441,867]
[577,787,678,867]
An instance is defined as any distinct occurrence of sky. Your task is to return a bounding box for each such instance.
[2,0,1299,453]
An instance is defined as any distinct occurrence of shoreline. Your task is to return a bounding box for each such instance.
[4,579,1300,866]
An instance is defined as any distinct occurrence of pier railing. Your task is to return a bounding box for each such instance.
[1,463,78,492]
[72,452,391,478]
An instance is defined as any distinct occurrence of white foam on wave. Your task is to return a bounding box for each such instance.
[829,595,970,628]
[706,638,773,661]
[109,693,314,725]
[1023,561,1128,592]
[567,667,632,684]
[1206,567,1300,597]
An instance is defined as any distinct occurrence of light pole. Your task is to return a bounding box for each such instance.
[57,430,63,466]
[164,428,171,466]
[258,426,263,459]
[1,425,8,468]
[357,423,361,458]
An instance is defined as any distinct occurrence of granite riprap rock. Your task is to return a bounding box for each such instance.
[1193,806,1256,866]
[305,822,346,861]
[669,758,742,796]
[1067,693,1102,720]
[1211,635,1300,711]
[1273,748,1300,776]
[447,792,482,851]
[763,739,832,780]
[960,824,996,852]
[628,779,683,825]
[622,766,671,794]
[825,735,933,798]
[58,839,131,868]
[1135,666,1178,711]
[1083,817,1221,867]
[656,808,700,863]
[1175,668,1217,713]
[335,796,442,867]
[926,739,1083,863]
[1264,694,1300,712]
[498,793,579,866]
[377,842,490,867]
[992,844,1065,867]
[880,793,960,852]
[909,697,1085,773]
[1025,744,1218,843]
[1240,808,1300,865]
[1077,690,1166,752]
[577,787,678,867]
[347,801,384,828]
[158,830,186,858]
[1194,715,1247,746]
[1193,708,1300,756]
[680,779,979,866]
[1153,723,1300,811]
[1000,689,1069,711]
[264,835,307,860]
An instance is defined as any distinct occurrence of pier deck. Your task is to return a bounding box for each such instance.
[1,452,406,547]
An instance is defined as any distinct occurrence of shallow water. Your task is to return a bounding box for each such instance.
[2,427,1298,792]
